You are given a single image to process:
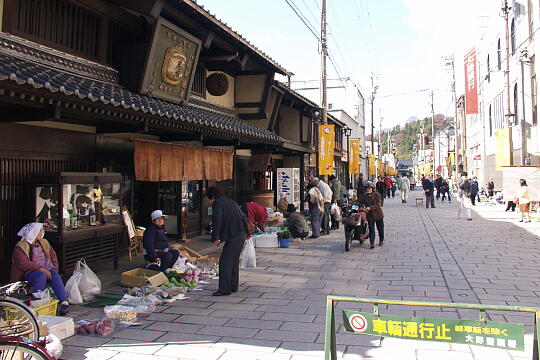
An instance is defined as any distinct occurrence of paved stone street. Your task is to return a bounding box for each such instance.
[62,190,540,359]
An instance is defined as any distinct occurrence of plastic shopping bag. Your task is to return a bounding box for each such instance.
[31,289,51,308]
[331,203,339,215]
[45,334,63,359]
[76,259,101,297]
[240,237,256,268]
[65,271,83,305]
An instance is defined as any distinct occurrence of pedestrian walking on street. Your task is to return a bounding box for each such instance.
[458,172,473,220]
[286,204,310,239]
[516,179,531,223]
[356,173,366,203]
[441,178,452,203]
[314,177,333,235]
[470,177,480,205]
[307,183,324,238]
[487,179,495,199]
[206,187,247,296]
[391,177,397,198]
[434,174,443,200]
[143,210,180,272]
[422,175,435,208]
[363,183,384,249]
[384,176,392,198]
[329,175,342,229]
[399,175,410,203]
[376,176,386,206]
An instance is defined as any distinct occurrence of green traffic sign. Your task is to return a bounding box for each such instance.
[342,310,525,351]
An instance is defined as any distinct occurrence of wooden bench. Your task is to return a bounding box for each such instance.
[416,197,423,207]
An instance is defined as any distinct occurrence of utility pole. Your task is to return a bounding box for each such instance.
[448,55,459,180]
[370,75,377,180]
[431,90,435,178]
[320,0,328,126]
[519,49,530,165]
[502,0,514,165]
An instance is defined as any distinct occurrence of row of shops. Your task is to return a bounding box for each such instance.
[0,0,355,278]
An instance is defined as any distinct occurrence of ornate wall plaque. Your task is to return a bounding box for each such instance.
[140,17,202,104]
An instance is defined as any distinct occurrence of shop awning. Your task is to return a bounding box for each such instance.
[247,154,274,172]
[134,139,233,181]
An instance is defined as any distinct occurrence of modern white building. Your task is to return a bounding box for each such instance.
[291,78,367,175]
[466,0,540,187]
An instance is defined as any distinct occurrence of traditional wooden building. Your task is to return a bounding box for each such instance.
[0,0,315,275]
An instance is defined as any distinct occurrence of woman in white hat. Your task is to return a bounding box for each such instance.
[142,210,180,271]
[10,222,70,315]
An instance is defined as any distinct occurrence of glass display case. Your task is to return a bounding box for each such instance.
[30,172,124,274]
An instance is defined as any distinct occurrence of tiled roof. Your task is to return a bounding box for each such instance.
[185,0,292,76]
[0,53,281,144]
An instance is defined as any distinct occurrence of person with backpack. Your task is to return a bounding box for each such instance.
[206,187,246,296]
[470,177,480,205]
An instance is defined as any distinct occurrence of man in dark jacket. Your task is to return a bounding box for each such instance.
[207,187,246,296]
[356,173,366,202]
[142,210,180,272]
[376,176,386,206]
[364,183,384,249]
[422,176,435,208]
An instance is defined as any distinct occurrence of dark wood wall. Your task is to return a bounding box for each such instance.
[0,123,95,278]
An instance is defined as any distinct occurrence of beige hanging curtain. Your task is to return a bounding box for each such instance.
[134,139,233,181]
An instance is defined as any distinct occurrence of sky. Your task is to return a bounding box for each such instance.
[196,0,493,132]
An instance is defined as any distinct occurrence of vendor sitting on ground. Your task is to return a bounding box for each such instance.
[10,222,69,315]
[286,204,310,240]
[142,210,180,272]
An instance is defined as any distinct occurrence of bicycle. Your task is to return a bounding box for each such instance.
[0,281,54,359]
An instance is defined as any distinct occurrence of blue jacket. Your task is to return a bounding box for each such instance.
[142,223,168,262]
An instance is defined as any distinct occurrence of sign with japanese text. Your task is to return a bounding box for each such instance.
[495,129,510,171]
[377,160,384,176]
[349,140,360,174]
[342,310,524,351]
[141,17,202,104]
[277,168,300,207]
[318,124,335,175]
[464,48,478,114]
[368,154,376,175]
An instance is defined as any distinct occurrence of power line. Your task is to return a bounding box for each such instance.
[283,0,320,41]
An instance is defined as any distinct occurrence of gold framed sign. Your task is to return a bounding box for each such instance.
[140,17,202,104]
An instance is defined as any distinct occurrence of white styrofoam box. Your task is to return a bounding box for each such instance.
[38,315,74,340]
[254,234,278,248]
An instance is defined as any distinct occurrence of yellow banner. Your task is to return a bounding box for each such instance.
[495,128,510,171]
[377,160,384,175]
[368,154,376,175]
[423,163,431,175]
[449,152,455,165]
[349,140,360,174]
[318,124,335,175]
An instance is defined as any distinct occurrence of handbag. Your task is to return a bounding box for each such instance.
[513,197,520,205]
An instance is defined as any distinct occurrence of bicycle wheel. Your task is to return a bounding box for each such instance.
[0,298,39,341]
[0,340,53,360]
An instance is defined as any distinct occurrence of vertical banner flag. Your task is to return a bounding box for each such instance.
[464,48,479,114]
[368,154,376,175]
[318,124,335,175]
[349,140,360,174]
[495,129,510,171]
[378,160,384,175]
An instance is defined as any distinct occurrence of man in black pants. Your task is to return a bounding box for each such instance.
[206,187,247,296]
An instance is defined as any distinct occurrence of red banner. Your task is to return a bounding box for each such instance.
[464,48,478,114]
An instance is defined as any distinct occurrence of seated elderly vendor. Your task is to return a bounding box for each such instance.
[11,222,69,315]
[142,210,180,272]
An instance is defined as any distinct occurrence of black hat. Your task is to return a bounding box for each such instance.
[287,204,297,213]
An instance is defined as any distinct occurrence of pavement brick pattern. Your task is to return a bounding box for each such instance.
[62,191,540,359]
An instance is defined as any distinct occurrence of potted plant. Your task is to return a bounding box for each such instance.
[277,230,292,248]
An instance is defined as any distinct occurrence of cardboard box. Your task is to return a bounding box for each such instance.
[121,268,168,287]
[170,244,204,262]
[38,320,48,337]
[38,315,74,340]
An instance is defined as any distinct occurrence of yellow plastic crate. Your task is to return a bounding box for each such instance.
[33,299,58,316]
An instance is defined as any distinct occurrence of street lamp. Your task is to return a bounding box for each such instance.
[344,127,352,188]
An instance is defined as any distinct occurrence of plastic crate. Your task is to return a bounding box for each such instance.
[33,299,58,316]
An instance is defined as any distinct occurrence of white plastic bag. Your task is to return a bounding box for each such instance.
[76,259,101,297]
[45,334,63,359]
[331,203,339,215]
[240,237,256,268]
[31,289,50,308]
[65,272,83,305]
